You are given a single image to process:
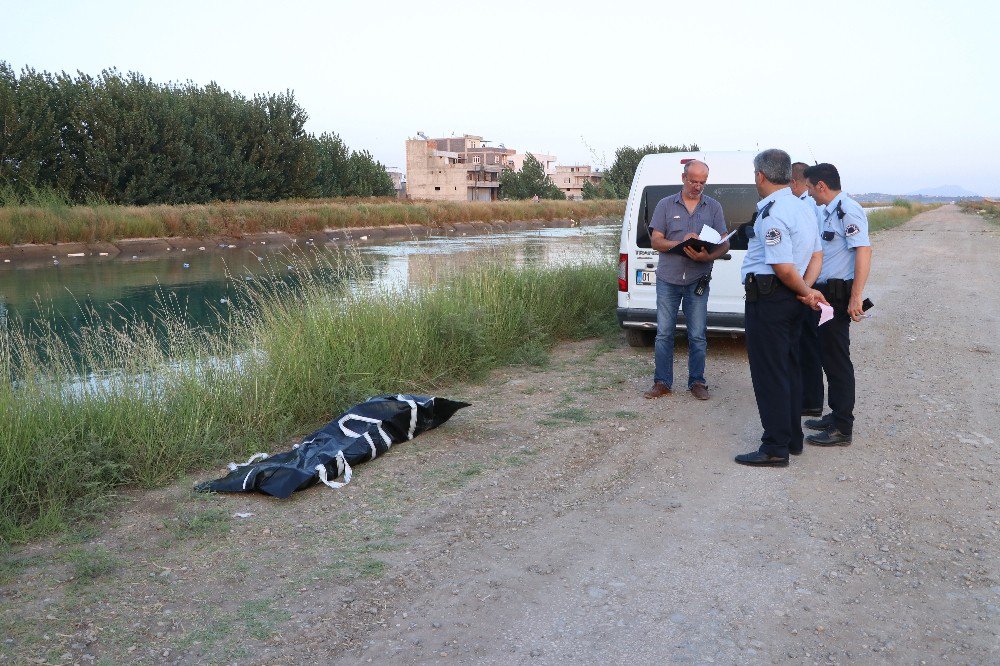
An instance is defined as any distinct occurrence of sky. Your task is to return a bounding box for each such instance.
[3,0,999,196]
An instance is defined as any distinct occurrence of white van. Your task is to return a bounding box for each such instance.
[616,151,759,346]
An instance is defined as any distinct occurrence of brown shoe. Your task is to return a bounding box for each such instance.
[690,383,710,400]
[643,382,672,399]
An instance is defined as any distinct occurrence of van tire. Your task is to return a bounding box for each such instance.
[624,328,655,348]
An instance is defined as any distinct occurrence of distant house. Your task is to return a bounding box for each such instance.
[405,135,516,202]
[504,152,557,178]
[386,169,406,199]
[552,165,603,200]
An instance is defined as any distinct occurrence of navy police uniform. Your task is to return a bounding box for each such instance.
[809,192,871,436]
[798,191,825,413]
[741,188,820,458]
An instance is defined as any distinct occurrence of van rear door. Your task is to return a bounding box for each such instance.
[634,184,759,315]
[700,184,759,313]
[630,185,682,314]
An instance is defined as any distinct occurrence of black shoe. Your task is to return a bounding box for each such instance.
[735,451,789,467]
[806,427,852,447]
[789,447,803,456]
[801,407,823,417]
[804,413,834,431]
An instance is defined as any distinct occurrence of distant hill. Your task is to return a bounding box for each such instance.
[852,192,982,204]
[905,185,980,197]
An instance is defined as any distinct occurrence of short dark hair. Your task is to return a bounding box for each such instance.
[791,162,809,180]
[803,163,841,191]
[753,149,791,185]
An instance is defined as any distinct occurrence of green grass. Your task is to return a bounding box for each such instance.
[0,261,617,544]
[541,407,594,426]
[0,196,625,245]
[174,617,234,652]
[171,599,287,653]
[867,202,942,232]
[171,507,231,540]
[64,546,121,585]
[237,599,292,640]
[0,553,30,585]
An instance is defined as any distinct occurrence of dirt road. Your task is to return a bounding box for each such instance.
[2,205,997,664]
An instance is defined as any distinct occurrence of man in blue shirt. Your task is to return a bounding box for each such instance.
[643,160,730,401]
[792,161,826,417]
[802,163,873,447]
[735,149,826,467]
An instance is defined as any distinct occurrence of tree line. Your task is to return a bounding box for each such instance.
[496,143,700,201]
[582,143,699,199]
[0,62,395,205]
[498,155,565,200]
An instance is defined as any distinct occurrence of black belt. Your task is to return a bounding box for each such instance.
[817,278,853,301]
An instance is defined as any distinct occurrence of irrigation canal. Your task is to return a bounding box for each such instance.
[0,222,618,353]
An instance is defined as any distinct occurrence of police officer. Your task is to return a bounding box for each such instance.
[791,162,820,210]
[735,149,826,467]
[802,163,872,446]
[791,161,825,417]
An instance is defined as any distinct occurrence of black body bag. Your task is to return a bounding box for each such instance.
[196,395,469,498]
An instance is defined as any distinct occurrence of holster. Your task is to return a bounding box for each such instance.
[744,273,759,302]
[744,273,776,302]
[822,278,853,302]
[756,274,777,295]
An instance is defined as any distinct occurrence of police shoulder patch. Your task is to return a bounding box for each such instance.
[764,228,782,246]
[845,223,861,237]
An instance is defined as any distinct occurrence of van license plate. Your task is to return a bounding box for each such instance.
[636,270,655,286]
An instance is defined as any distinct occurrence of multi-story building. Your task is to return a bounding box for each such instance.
[405,133,602,201]
[406,135,515,202]
[553,165,604,200]
[386,169,406,199]
[504,152,557,178]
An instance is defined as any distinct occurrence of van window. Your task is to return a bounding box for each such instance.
[635,184,760,250]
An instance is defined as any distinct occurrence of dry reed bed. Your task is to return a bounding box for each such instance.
[866,202,941,232]
[958,199,1000,225]
[0,199,625,245]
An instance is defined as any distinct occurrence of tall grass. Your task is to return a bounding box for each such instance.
[0,260,617,543]
[867,202,941,232]
[958,199,1000,225]
[0,197,625,246]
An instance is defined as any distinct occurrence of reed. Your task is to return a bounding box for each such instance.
[958,199,1000,225]
[0,260,617,543]
[0,198,625,246]
[866,202,940,233]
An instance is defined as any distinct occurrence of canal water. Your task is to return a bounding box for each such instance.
[0,223,619,351]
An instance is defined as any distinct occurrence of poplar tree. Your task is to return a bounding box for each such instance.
[0,62,395,205]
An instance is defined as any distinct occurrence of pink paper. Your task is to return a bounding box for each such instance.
[818,302,834,326]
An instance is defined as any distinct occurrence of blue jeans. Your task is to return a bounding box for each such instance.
[654,279,709,389]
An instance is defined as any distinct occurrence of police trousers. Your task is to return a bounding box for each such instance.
[800,305,824,411]
[816,284,856,435]
[745,282,804,457]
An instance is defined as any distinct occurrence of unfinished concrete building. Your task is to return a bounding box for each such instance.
[406,135,516,202]
[553,165,604,201]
